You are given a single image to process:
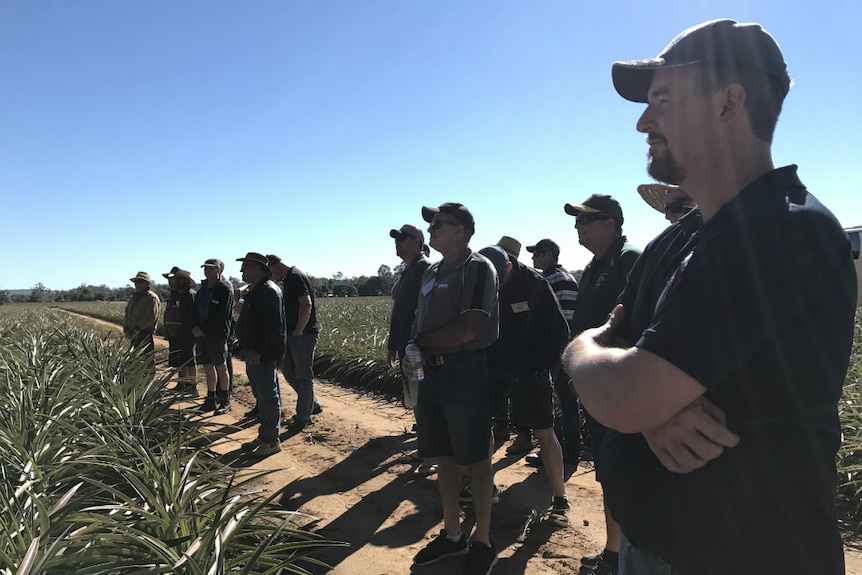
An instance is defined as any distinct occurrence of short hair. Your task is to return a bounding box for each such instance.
[691,62,787,143]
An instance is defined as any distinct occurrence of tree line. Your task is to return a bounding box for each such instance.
[0,265,401,305]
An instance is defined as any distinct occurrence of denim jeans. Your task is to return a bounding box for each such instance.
[620,534,674,575]
[246,359,281,444]
[282,334,320,421]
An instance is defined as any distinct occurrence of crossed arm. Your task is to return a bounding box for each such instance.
[564,305,739,473]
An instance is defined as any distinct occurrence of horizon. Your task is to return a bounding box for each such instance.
[3,2,861,291]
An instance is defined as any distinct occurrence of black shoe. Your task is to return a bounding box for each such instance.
[524,452,544,467]
[214,399,232,415]
[199,396,217,412]
[459,485,500,504]
[243,404,259,419]
[413,529,468,565]
[582,556,618,575]
[549,496,569,527]
[460,540,498,575]
[287,418,312,432]
[312,403,323,415]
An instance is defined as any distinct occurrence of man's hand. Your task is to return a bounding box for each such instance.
[246,349,262,365]
[643,396,740,473]
[589,304,626,348]
[387,350,398,369]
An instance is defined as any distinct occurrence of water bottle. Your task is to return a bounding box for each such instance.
[405,339,425,382]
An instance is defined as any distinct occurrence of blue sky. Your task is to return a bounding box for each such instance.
[2,1,860,291]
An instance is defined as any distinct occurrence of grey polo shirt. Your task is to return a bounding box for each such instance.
[413,247,499,355]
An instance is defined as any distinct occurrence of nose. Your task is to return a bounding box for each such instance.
[636,105,655,134]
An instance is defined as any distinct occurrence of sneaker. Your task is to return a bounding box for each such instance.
[506,431,533,455]
[579,552,602,573]
[241,438,261,452]
[459,485,500,504]
[460,540,498,575]
[548,496,569,526]
[214,399,232,415]
[199,396,217,412]
[524,452,544,467]
[413,529,468,565]
[249,442,281,458]
[582,556,618,575]
[312,403,323,415]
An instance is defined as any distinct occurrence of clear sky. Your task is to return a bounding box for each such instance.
[2,1,860,291]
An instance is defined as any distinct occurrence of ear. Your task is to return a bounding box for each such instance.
[717,83,747,123]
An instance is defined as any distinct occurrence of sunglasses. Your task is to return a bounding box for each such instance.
[575,213,611,225]
[664,198,689,214]
[429,218,463,230]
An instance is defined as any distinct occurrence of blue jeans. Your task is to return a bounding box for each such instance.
[281,334,320,422]
[246,359,281,444]
[620,534,674,575]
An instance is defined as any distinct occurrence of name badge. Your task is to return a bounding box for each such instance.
[511,301,530,313]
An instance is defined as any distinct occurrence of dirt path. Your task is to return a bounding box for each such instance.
[63,310,862,574]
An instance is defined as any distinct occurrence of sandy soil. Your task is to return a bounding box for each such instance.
[62,311,862,574]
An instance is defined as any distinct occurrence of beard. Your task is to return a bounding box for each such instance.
[646,135,687,185]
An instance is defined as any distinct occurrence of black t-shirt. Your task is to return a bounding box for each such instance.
[283,267,318,335]
[600,166,855,575]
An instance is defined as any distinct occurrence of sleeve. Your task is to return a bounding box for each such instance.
[460,257,495,317]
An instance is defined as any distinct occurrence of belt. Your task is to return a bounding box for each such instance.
[425,348,484,367]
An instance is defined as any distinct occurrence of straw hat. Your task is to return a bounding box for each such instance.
[129,271,153,286]
[637,184,691,213]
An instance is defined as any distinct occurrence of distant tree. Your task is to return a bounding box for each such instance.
[377,264,392,277]
[332,271,345,281]
[331,283,357,297]
[29,283,49,303]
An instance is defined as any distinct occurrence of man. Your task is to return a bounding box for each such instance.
[564,195,640,575]
[387,223,435,475]
[637,183,696,224]
[267,254,322,431]
[521,238,579,460]
[124,271,161,375]
[193,258,234,414]
[565,19,855,575]
[235,252,286,458]
[485,237,570,526]
[410,202,499,575]
[162,267,197,393]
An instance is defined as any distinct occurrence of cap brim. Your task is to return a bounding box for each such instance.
[564,203,602,216]
[389,229,400,239]
[637,183,688,213]
[612,59,666,103]
[421,206,438,223]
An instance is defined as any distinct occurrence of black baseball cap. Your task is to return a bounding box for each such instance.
[612,19,791,103]
[389,224,425,242]
[564,194,624,226]
[526,239,560,256]
[421,202,475,229]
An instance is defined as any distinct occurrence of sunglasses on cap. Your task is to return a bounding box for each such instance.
[664,198,689,214]
[429,218,463,230]
[575,213,611,225]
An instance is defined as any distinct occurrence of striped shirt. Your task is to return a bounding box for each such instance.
[544,264,578,329]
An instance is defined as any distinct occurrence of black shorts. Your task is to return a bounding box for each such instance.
[195,336,227,366]
[499,371,555,430]
[168,337,195,368]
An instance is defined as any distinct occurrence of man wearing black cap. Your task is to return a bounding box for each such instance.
[267,254,322,431]
[558,194,640,575]
[388,223,435,475]
[235,252,286,458]
[193,258,234,414]
[565,19,855,575]
[410,202,500,575]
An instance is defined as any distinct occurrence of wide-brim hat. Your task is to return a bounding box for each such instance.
[130,271,153,286]
[389,224,425,242]
[237,252,272,277]
[495,236,521,260]
[163,267,196,287]
[637,184,691,213]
